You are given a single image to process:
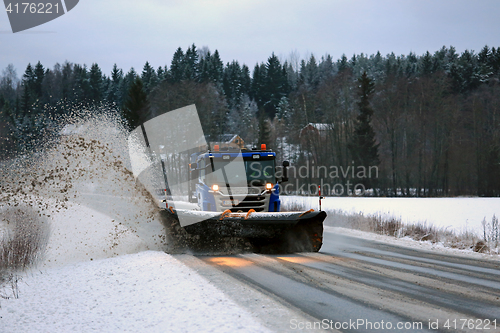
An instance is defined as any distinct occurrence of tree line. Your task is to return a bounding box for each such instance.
[1,44,499,196]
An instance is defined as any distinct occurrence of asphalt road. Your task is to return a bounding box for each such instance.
[181,229,500,333]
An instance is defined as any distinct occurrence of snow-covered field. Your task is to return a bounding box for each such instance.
[282,196,500,236]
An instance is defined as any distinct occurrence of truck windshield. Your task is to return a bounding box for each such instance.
[245,160,275,185]
[207,158,247,187]
[206,158,275,186]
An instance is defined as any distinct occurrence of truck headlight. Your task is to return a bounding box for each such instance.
[265,183,273,190]
[211,184,219,191]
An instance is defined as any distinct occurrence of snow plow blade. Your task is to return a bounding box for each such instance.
[166,208,327,253]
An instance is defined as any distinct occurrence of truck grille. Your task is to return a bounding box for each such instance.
[217,195,267,212]
[218,187,260,195]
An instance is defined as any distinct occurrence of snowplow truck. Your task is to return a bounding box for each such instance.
[166,144,326,252]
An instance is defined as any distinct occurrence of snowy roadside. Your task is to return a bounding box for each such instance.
[0,196,269,331]
[0,251,270,333]
[326,226,500,261]
[282,196,500,236]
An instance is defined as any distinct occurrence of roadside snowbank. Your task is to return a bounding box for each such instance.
[282,196,500,236]
[0,251,269,333]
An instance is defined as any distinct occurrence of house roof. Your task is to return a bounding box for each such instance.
[302,123,332,131]
[218,134,239,143]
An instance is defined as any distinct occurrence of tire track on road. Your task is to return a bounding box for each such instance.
[297,252,500,322]
[201,254,437,332]
[197,241,500,332]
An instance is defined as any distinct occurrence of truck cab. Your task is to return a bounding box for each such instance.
[188,145,286,213]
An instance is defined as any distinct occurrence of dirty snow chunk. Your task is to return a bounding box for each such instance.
[1,251,270,333]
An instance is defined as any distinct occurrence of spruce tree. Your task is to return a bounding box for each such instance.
[157,66,165,82]
[107,64,123,105]
[169,47,185,83]
[89,63,103,102]
[33,61,45,99]
[263,53,285,118]
[250,64,262,105]
[209,50,224,85]
[491,47,500,74]
[478,45,493,81]
[241,64,251,95]
[122,76,149,130]
[223,60,243,107]
[73,64,91,102]
[300,55,319,89]
[349,71,379,190]
[457,49,481,92]
[21,64,35,112]
[141,61,158,94]
[338,54,348,72]
[198,50,211,83]
[120,68,137,107]
[420,51,433,76]
[318,55,335,83]
[184,44,199,81]
[9,64,48,150]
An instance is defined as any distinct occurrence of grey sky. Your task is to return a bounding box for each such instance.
[1,0,499,76]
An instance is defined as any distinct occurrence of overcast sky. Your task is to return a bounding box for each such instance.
[1,0,500,77]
